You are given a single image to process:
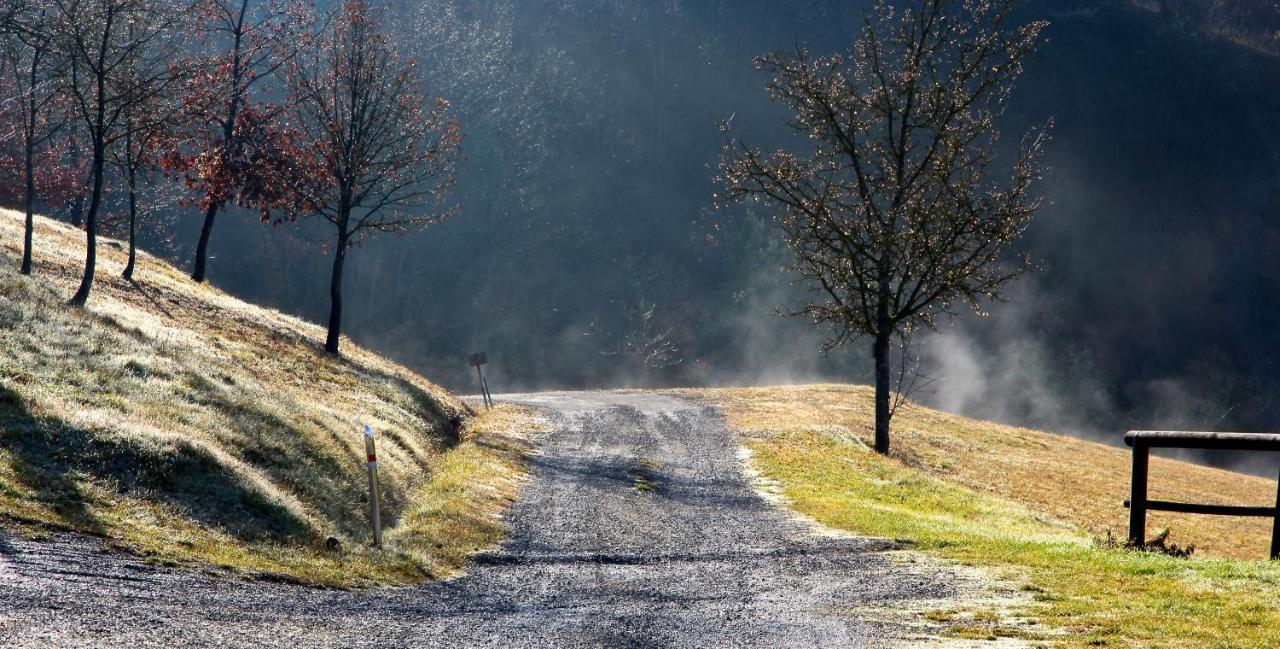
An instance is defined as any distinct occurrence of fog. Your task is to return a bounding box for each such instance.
[105,0,1280,472]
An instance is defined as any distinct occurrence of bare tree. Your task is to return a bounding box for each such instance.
[111,123,163,282]
[52,0,185,305]
[3,0,65,275]
[109,19,177,282]
[286,0,462,355]
[595,300,685,379]
[719,0,1049,454]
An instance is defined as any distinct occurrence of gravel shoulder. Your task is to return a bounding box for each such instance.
[0,391,1012,647]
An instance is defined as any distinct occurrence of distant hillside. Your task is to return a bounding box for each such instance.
[1131,0,1280,56]
[128,0,1280,448]
[0,208,539,586]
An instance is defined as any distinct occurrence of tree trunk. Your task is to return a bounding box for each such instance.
[122,173,137,281]
[873,327,892,455]
[21,138,34,275]
[21,49,38,275]
[194,26,243,285]
[69,135,85,228]
[69,143,104,306]
[325,230,349,355]
[191,202,220,283]
[872,258,894,454]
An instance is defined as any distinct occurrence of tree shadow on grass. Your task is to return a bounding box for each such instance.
[67,308,400,541]
[354,365,466,449]
[126,279,175,320]
[107,279,463,456]
[33,280,465,543]
[182,372,383,538]
[0,388,105,535]
[0,386,312,544]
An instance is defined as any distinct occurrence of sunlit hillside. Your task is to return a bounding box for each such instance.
[0,208,539,586]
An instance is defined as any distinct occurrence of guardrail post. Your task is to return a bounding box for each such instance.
[1271,466,1280,560]
[364,425,382,548]
[1128,440,1149,547]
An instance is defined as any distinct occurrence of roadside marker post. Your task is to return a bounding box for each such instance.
[469,352,493,408]
[363,425,382,548]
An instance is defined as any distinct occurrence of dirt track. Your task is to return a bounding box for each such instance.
[0,391,986,647]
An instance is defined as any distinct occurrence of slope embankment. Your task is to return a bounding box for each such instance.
[0,208,541,586]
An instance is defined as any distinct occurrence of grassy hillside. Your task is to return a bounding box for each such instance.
[689,385,1280,648]
[0,208,542,586]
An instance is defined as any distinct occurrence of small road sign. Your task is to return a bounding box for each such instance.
[470,352,493,408]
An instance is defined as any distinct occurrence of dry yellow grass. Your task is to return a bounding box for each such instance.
[0,208,544,586]
[684,384,1280,647]
[687,384,1277,559]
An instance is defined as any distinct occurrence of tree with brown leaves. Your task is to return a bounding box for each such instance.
[719,0,1050,454]
[172,0,314,284]
[286,0,461,355]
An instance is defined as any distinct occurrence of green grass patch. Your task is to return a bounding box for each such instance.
[748,430,1280,648]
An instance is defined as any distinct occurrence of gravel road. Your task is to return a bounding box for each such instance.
[0,391,976,647]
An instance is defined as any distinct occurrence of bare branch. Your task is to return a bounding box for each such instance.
[717,0,1048,449]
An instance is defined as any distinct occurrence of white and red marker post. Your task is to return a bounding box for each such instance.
[363,425,382,547]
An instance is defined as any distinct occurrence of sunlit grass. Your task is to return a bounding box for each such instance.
[689,385,1280,647]
[693,384,1279,559]
[389,405,543,579]
[0,208,545,586]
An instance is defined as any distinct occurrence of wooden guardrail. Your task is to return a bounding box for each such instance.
[1124,430,1280,559]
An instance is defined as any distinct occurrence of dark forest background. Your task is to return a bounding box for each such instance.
[95,0,1280,453]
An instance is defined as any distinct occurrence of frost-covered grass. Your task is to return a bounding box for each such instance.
[0,208,543,586]
[691,385,1280,647]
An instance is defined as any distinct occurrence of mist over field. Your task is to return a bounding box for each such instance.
[102,0,1280,458]
[9,2,1280,642]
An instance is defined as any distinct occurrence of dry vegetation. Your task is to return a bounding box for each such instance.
[685,384,1280,647]
[0,208,544,586]
[693,384,1277,559]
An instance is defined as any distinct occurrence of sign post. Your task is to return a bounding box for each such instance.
[469,352,493,409]
[363,425,382,548]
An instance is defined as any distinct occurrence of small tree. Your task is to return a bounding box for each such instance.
[172,0,313,283]
[109,22,177,281]
[719,0,1049,454]
[2,0,67,274]
[52,0,184,305]
[286,0,461,355]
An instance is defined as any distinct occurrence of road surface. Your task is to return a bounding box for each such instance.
[0,391,982,647]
